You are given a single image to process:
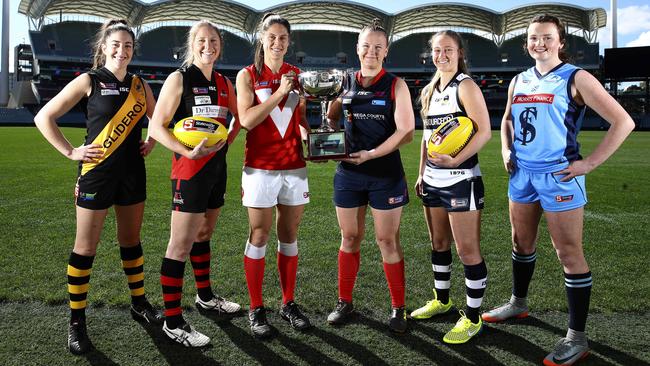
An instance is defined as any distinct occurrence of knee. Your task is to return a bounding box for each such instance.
[166,240,192,261]
[341,231,363,249]
[431,236,451,252]
[196,227,214,243]
[456,246,482,266]
[512,237,536,254]
[249,229,270,246]
[376,236,399,254]
[554,248,586,270]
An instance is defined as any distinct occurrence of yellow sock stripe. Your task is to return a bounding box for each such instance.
[68,283,89,294]
[122,256,144,269]
[131,287,145,296]
[67,265,91,277]
[127,272,145,283]
[70,300,87,309]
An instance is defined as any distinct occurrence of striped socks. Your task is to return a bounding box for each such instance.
[432,250,452,304]
[565,271,592,332]
[120,243,146,305]
[67,252,94,323]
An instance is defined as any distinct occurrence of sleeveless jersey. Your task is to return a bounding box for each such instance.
[171,64,230,180]
[340,69,403,178]
[244,63,305,170]
[510,63,586,173]
[81,67,146,176]
[422,72,481,187]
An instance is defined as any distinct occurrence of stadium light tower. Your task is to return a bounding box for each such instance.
[610,0,617,48]
[0,0,9,107]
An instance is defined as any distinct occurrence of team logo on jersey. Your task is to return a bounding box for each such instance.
[256,81,269,87]
[555,195,573,202]
[194,96,211,105]
[516,107,537,145]
[371,99,386,106]
[544,75,563,83]
[209,86,217,91]
[433,94,450,105]
[173,192,184,205]
[254,88,299,138]
[99,82,117,89]
[119,87,130,92]
[192,87,209,94]
[356,91,372,96]
[303,192,310,199]
[220,90,228,97]
[513,94,554,104]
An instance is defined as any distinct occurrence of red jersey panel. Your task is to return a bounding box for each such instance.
[171,66,230,180]
[244,63,305,170]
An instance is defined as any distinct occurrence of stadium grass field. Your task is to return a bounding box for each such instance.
[0,126,648,365]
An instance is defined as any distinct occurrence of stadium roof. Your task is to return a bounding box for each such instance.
[18,0,607,44]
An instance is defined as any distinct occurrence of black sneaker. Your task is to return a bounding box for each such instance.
[248,307,272,339]
[279,301,311,331]
[68,318,92,355]
[327,299,354,325]
[130,300,164,324]
[389,306,407,333]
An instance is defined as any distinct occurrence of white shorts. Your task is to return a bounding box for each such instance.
[242,167,310,208]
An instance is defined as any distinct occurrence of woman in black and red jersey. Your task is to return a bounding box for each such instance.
[34,19,162,355]
[149,20,241,348]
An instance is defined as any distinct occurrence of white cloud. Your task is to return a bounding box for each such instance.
[617,5,650,35]
[626,31,650,47]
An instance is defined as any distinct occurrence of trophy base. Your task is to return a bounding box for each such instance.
[306,130,348,161]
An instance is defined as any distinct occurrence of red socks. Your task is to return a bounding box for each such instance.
[383,260,405,308]
[338,250,360,302]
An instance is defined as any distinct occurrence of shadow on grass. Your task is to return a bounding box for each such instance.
[138,321,221,365]
[309,326,391,366]
[214,321,293,365]
[82,347,119,366]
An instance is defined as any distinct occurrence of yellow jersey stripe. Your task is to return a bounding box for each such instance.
[81,76,147,176]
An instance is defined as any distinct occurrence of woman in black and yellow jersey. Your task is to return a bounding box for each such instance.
[34,19,162,355]
[148,20,241,348]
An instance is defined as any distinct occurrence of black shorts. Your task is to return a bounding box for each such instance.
[75,165,146,210]
[171,159,227,213]
[333,167,409,210]
[420,176,484,212]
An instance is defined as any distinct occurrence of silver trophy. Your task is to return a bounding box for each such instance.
[298,69,348,160]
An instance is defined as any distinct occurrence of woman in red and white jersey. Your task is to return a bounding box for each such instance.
[235,12,312,339]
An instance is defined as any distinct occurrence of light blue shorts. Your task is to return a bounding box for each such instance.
[508,167,587,212]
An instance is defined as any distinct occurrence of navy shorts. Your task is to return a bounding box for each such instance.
[333,167,409,210]
[75,164,146,210]
[171,158,227,213]
[420,177,484,212]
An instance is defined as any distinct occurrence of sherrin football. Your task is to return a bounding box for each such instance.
[172,116,227,149]
[427,116,476,158]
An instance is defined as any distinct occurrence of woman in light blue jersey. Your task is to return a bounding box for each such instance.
[482,14,635,366]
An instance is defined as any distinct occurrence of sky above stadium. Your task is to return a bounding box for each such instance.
[3,0,650,71]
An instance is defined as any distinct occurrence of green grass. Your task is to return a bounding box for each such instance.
[0,127,648,365]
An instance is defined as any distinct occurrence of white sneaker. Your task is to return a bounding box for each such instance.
[163,321,210,347]
[195,294,241,314]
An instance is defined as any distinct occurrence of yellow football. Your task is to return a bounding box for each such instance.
[172,116,227,149]
[427,116,476,158]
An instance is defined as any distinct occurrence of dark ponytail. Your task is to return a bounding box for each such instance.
[254,13,291,77]
[91,19,135,69]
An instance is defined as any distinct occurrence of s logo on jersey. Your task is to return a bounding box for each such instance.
[516,107,537,146]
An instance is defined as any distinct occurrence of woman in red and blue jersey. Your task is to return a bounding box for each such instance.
[325,18,415,333]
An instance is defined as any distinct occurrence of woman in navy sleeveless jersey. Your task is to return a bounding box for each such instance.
[34,19,161,355]
[482,15,635,366]
[326,19,415,333]
[149,20,241,347]
[235,13,312,340]
[409,31,492,345]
